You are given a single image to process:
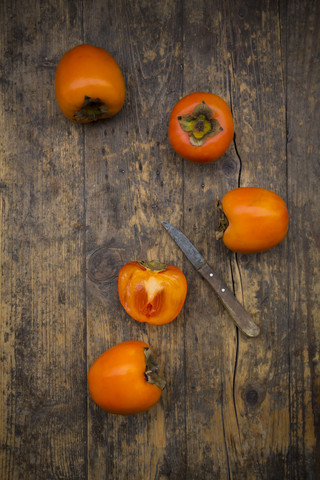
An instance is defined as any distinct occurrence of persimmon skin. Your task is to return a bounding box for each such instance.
[118,261,187,325]
[88,341,162,415]
[55,44,125,122]
[168,92,234,163]
[221,187,289,253]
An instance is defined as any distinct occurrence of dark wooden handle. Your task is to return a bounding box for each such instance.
[198,263,260,337]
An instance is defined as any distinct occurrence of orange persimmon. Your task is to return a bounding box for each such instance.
[168,92,234,163]
[55,44,125,122]
[88,340,165,415]
[118,261,187,325]
[217,187,289,253]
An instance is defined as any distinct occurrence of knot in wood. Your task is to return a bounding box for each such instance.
[246,389,259,406]
[222,159,236,177]
[87,247,122,283]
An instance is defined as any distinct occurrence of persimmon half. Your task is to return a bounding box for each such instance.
[118,261,187,325]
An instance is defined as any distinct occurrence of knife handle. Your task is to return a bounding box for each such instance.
[198,263,260,337]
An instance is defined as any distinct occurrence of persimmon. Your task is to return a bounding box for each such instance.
[216,187,289,253]
[88,341,165,415]
[55,44,125,122]
[118,261,187,325]
[168,92,234,163]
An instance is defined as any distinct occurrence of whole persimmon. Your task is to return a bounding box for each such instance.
[217,187,289,253]
[55,44,125,122]
[88,340,165,415]
[168,92,234,163]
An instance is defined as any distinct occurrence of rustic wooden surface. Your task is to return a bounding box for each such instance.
[1,0,319,479]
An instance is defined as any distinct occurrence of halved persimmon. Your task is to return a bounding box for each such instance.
[118,261,187,325]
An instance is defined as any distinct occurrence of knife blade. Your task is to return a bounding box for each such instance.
[162,221,260,338]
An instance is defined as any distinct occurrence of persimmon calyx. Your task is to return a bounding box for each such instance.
[73,96,109,121]
[138,260,167,272]
[215,198,229,240]
[144,348,166,390]
[178,101,223,146]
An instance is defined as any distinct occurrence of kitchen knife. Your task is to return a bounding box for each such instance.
[162,221,260,338]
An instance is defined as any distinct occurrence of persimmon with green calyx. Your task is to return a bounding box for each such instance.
[55,44,125,123]
[216,187,289,253]
[88,340,165,415]
[168,92,234,163]
[118,260,187,325]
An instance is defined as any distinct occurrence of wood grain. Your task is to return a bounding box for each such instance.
[225,2,290,477]
[0,1,87,479]
[0,0,319,479]
[84,2,186,479]
[283,0,320,477]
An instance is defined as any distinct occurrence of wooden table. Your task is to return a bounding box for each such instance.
[1,1,319,478]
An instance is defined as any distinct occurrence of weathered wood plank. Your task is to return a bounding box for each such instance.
[180,1,240,478]
[224,1,290,478]
[0,0,319,479]
[281,0,320,477]
[182,0,290,478]
[0,1,87,479]
[84,2,187,479]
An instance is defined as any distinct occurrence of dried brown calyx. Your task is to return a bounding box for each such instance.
[138,260,167,272]
[144,348,166,390]
[215,198,229,240]
[73,96,109,122]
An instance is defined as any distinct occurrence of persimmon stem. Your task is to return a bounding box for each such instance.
[215,198,229,240]
[144,348,166,390]
[138,260,167,272]
[73,96,109,122]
